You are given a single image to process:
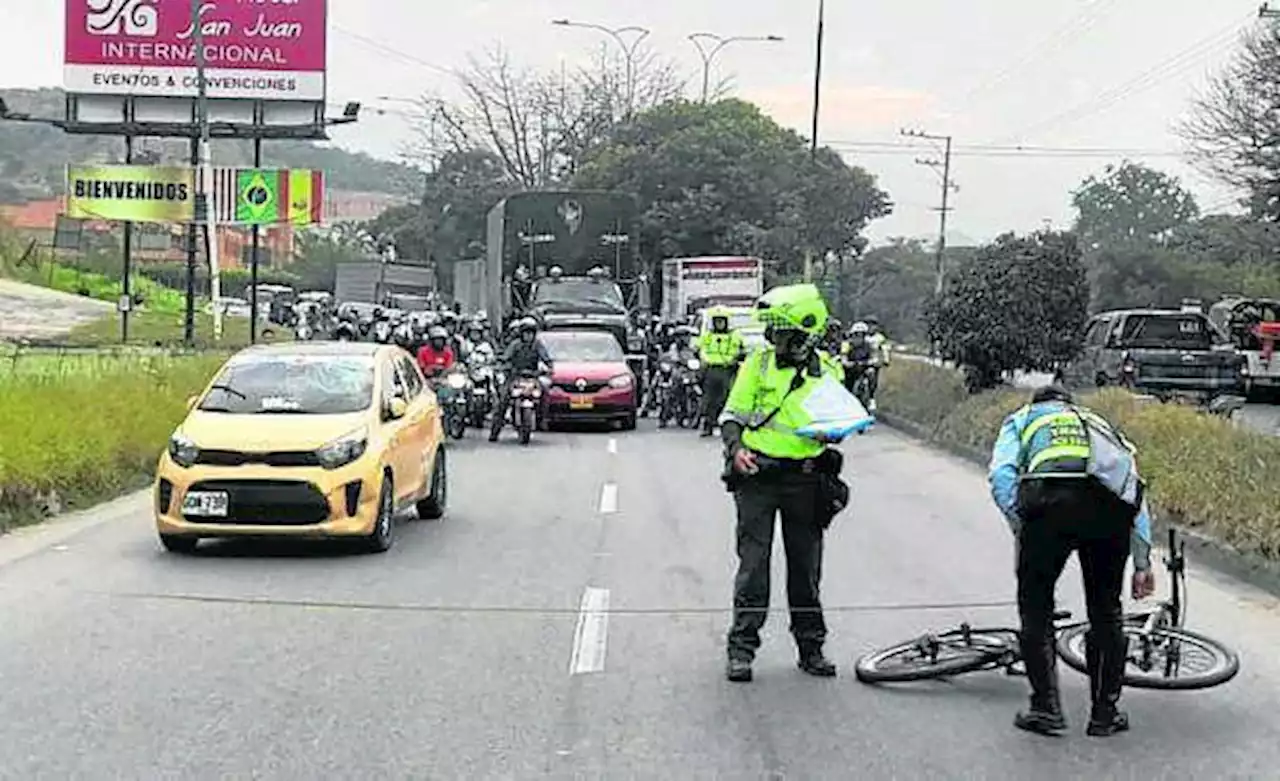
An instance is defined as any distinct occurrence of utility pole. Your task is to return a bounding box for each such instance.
[1261,3,1280,19]
[192,0,222,342]
[803,0,825,284]
[902,128,956,295]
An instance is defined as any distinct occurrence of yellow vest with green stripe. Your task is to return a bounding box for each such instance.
[1018,403,1093,476]
[698,329,744,367]
[720,346,845,459]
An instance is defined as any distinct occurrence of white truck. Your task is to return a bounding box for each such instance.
[660,256,764,322]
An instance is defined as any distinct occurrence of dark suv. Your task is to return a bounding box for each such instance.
[1058,309,1245,398]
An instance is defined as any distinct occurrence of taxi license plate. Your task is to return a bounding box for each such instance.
[570,395,594,410]
[182,491,229,517]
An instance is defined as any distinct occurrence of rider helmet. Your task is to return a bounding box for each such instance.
[427,325,449,350]
[849,321,870,336]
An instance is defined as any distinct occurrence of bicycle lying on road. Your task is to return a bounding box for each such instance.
[854,528,1240,690]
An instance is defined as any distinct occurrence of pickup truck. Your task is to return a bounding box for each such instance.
[1059,309,1245,399]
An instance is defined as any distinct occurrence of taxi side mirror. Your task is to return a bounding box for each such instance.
[385,397,408,420]
[186,395,199,410]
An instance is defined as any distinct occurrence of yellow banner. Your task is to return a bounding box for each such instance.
[66,165,195,223]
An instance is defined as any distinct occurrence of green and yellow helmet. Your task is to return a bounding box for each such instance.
[753,283,829,336]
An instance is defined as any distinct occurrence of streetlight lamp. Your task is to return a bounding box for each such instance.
[551,19,651,117]
[687,33,783,103]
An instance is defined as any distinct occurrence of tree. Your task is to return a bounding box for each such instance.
[416,46,683,189]
[840,238,934,342]
[1178,26,1280,220]
[1071,161,1200,251]
[573,99,891,278]
[927,231,1089,389]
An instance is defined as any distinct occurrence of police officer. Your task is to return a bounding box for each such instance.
[988,385,1156,737]
[696,307,745,437]
[719,284,847,683]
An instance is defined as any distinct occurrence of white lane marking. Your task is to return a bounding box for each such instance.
[599,483,618,514]
[607,437,617,454]
[569,587,610,674]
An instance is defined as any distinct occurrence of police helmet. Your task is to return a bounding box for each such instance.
[754,284,828,336]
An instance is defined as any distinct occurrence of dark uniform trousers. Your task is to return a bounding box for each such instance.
[1016,478,1133,709]
[701,366,735,431]
[727,468,827,660]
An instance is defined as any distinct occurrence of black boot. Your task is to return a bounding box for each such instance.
[1014,628,1066,735]
[726,656,753,683]
[797,647,837,677]
[1086,630,1130,737]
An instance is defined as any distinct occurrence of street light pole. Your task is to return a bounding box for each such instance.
[192,0,221,342]
[687,33,784,103]
[803,0,825,283]
[551,20,651,117]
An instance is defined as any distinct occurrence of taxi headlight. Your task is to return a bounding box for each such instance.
[608,373,633,388]
[687,358,701,371]
[168,433,199,468]
[316,427,369,470]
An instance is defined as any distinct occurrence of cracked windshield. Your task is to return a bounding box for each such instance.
[4,0,1280,777]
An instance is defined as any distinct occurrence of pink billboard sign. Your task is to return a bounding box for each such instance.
[64,0,327,101]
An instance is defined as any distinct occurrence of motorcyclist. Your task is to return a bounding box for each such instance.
[417,325,456,379]
[489,317,549,442]
[697,307,745,437]
[863,316,891,411]
[839,322,876,401]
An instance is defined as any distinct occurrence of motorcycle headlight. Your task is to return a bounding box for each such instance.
[167,433,199,468]
[608,373,633,388]
[315,427,368,470]
[687,359,701,371]
[447,373,468,389]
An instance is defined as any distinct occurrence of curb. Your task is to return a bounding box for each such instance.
[878,411,1280,599]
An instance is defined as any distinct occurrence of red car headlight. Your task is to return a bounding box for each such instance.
[608,374,633,389]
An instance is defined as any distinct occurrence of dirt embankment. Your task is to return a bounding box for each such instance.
[0,280,111,342]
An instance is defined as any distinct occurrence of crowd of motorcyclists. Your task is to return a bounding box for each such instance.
[286,293,891,443]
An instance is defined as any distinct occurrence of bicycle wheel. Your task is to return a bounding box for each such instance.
[1056,623,1240,690]
[855,629,1017,683]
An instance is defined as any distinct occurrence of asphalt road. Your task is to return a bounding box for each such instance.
[0,279,111,341]
[1,425,1278,779]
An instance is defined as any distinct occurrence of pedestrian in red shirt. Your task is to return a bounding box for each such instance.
[417,326,455,378]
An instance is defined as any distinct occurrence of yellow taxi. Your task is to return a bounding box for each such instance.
[154,342,446,554]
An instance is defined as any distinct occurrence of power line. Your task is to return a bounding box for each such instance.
[952,0,1120,107]
[991,14,1252,145]
[331,25,456,76]
[825,140,1187,157]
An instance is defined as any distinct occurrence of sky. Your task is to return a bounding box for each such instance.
[1,0,1263,245]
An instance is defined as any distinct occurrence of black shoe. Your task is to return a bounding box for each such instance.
[700,429,713,438]
[488,430,500,442]
[726,658,753,683]
[1086,710,1130,737]
[798,650,837,677]
[1014,708,1067,736]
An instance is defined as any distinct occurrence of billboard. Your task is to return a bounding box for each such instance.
[66,165,324,225]
[63,0,327,101]
[67,164,195,223]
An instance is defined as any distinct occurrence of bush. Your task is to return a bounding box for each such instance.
[879,361,1280,560]
[0,349,226,530]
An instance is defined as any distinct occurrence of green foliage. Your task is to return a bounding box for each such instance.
[0,349,226,530]
[1072,161,1199,251]
[927,230,1089,387]
[64,309,261,349]
[880,361,1280,561]
[0,87,421,200]
[573,100,891,278]
[841,238,935,343]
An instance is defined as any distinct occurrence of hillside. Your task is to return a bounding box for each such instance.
[0,88,422,202]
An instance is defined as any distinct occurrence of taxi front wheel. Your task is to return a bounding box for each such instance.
[416,448,448,520]
[364,477,396,553]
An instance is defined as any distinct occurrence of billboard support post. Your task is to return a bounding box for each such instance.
[250,139,262,344]
[184,138,198,346]
[121,134,133,344]
[192,0,221,343]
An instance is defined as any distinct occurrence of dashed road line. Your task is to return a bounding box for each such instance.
[568,587,610,674]
[599,483,618,514]
[607,437,617,454]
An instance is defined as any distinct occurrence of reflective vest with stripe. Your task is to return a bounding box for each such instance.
[722,347,841,460]
[1017,402,1144,509]
[699,330,743,367]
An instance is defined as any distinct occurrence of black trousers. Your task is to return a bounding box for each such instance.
[727,472,827,660]
[1016,479,1132,709]
[700,366,734,431]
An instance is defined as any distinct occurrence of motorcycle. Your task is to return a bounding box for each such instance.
[295,321,314,341]
[849,365,876,411]
[653,359,678,428]
[497,369,542,446]
[677,357,703,429]
[467,357,496,428]
[334,320,358,341]
[434,367,471,440]
[373,320,393,344]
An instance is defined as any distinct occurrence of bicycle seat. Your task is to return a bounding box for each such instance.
[1052,610,1073,621]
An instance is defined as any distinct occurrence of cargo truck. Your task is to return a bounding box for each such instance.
[334,261,436,308]
[660,256,764,322]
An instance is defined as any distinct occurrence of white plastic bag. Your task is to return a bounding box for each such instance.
[795,375,875,441]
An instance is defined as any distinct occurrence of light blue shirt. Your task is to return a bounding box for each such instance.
[988,403,1153,571]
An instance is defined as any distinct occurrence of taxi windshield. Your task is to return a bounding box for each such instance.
[199,355,375,414]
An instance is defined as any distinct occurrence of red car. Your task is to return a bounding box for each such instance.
[538,330,638,430]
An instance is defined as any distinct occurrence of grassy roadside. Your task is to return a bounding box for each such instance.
[62,310,262,348]
[879,361,1280,561]
[0,350,227,532]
